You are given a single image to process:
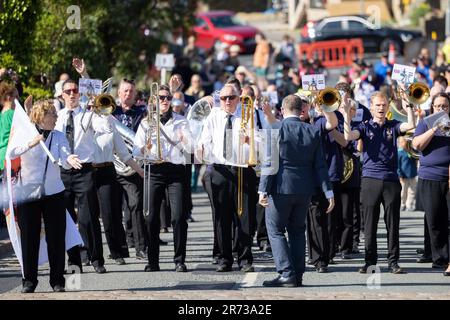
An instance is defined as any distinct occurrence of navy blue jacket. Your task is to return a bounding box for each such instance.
[258,117,331,195]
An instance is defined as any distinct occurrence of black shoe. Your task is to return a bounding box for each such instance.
[341,252,352,260]
[263,275,297,288]
[21,286,35,293]
[432,262,447,269]
[416,248,425,255]
[83,260,91,267]
[162,228,169,233]
[144,264,160,272]
[390,263,405,274]
[187,215,195,222]
[52,285,65,293]
[358,264,371,274]
[240,264,255,272]
[328,258,336,265]
[216,264,232,272]
[212,256,219,265]
[296,277,303,287]
[136,250,147,260]
[94,265,107,274]
[307,258,314,265]
[115,257,126,265]
[175,263,187,272]
[316,266,329,273]
[416,255,432,263]
[159,239,168,245]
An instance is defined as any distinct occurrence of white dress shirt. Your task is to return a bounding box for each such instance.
[91,115,132,164]
[55,106,95,163]
[133,113,193,165]
[8,131,71,196]
[198,108,249,166]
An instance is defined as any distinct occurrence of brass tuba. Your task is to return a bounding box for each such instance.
[341,149,354,184]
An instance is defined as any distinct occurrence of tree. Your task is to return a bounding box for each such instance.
[0,0,197,93]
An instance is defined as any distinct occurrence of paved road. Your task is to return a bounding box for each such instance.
[1,188,449,300]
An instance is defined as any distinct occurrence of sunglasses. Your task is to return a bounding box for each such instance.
[159,95,173,101]
[63,89,79,95]
[220,95,237,101]
[123,78,135,85]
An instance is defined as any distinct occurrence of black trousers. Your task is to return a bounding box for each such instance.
[328,181,342,259]
[418,178,450,265]
[185,164,193,215]
[209,164,255,267]
[17,191,66,289]
[307,191,330,267]
[61,164,104,268]
[203,166,220,259]
[255,176,269,247]
[361,177,401,266]
[353,188,362,247]
[95,166,129,259]
[145,163,188,266]
[340,187,359,253]
[117,173,148,252]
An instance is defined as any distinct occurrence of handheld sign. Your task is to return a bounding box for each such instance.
[302,74,325,90]
[392,64,416,85]
[79,79,102,95]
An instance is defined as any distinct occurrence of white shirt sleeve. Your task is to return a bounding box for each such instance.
[113,126,132,163]
[133,122,147,157]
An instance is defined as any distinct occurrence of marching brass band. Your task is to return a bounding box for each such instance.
[2,56,450,293]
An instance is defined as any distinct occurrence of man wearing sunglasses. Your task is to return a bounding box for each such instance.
[55,79,106,274]
[133,84,193,273]
[197,84,256,273]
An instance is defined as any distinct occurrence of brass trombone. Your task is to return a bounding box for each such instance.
[237,95,257,217]
[143,82,163,217]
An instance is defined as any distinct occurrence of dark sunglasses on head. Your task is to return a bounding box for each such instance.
[220,95,237,101]
[63,89,79,95]
[122,78,135,85]
[159,95,173,101]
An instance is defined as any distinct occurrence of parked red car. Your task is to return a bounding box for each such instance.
[194,11,261,53]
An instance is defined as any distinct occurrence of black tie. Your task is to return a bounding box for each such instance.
[223,114,233,160]
[66,110,74,153]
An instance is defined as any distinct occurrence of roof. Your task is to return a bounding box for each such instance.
[197,10,235,18]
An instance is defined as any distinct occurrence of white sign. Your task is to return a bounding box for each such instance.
[352,108,364,122]
[392,64,416,84]
[302,74,325,90]
[155,54,175,70]
[262,91,279,105]
[79,78,102,95]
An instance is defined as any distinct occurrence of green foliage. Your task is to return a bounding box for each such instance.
[409,2,431,26]
[0,0,196,92]
[22,84,53,100]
